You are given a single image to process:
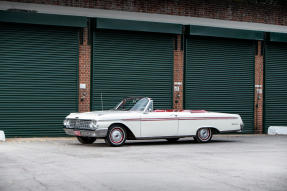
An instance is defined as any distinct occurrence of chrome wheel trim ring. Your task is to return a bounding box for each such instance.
[110,128,124,144]
[198,128,210,141]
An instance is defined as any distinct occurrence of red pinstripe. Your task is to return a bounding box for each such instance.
[123,117,237,121]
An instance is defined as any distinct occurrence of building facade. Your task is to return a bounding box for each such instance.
[0,0,287,137]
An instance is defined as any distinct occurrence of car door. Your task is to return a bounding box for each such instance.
[140,111,178,137]
[177,112,198,136]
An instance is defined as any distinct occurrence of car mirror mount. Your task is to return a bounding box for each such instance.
[143,108,152,114]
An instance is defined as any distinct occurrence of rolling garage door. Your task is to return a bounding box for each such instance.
[0,23,78,137]
[185,36,255,133]
[265,42,287,132]
[92,30,174,110]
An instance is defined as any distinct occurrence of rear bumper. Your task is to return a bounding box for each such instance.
[240,122,244,132]
[64,128,108,138]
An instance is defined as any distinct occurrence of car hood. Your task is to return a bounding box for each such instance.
[65,110,136,120]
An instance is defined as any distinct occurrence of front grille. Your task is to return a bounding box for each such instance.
[68,119,92,130]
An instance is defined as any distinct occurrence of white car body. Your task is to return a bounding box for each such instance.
[64,97,243,143]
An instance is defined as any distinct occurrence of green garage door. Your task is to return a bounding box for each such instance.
[185,36,254,133]
[265,42,287,132]
[0,23,78,137]
[92,30,174,110]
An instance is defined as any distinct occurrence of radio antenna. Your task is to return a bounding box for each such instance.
[101,92,104,111]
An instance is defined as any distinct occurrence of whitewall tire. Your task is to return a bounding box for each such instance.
[105,125,127,146]
[194,128,213,143]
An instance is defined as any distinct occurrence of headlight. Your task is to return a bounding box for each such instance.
[63,119,70,127]
[89,120,98,129]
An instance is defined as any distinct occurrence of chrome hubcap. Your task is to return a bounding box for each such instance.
[199,128,210,140]
[110,128,123,143]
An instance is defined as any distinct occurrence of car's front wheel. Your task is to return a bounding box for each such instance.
[105,125,127,147]
[194,128,212,143]
[77,136,97,144]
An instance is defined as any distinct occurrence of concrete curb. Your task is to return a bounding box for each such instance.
[268,126,287,135]
[0,130,5,142]
[5,137,75,142]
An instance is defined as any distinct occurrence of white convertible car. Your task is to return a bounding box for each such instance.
[63,97,243,146]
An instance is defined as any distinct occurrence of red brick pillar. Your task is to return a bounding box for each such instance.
[78,28,91,112]
[173,35,184,109]
[254,41,264,133]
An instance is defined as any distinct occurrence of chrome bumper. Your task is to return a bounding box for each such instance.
[240,123,244,132]
[64,128,108,138]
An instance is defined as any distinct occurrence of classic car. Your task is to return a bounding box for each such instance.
[63,97,243,146]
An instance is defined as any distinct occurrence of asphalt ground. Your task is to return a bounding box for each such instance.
[0,135,287,191]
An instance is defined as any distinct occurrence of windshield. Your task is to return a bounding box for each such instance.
[115,97,149,111]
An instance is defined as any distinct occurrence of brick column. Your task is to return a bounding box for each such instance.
[78,28,91,112]
[173,35,184,109]
[254,41,264,133]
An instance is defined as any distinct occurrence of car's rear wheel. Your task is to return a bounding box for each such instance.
[77,136,96,144]
[105,125,127,147]
[166,138,179,142]
[194,128,212,143]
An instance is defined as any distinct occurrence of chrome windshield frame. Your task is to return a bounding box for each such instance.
[143,98,153,113]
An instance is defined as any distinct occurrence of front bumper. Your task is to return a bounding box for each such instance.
[64,128,108,138]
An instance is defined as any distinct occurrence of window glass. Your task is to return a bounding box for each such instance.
[115,97,149,111]
[130,98,149,111]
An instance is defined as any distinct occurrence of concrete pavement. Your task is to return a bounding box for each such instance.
[0,135,287,191]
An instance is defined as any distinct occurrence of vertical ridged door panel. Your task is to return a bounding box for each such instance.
[265,42,287,132]
[185,36,254,133]
[92,30,173,110]
[0,23,78,137]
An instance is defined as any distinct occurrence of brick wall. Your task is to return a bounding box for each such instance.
[5,0,287,26]
[78,27,91,112]
[254,41,264,133]
[173,35,184,110]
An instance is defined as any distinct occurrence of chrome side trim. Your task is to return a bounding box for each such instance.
[219,129,242,133]
[135,135,194,140]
